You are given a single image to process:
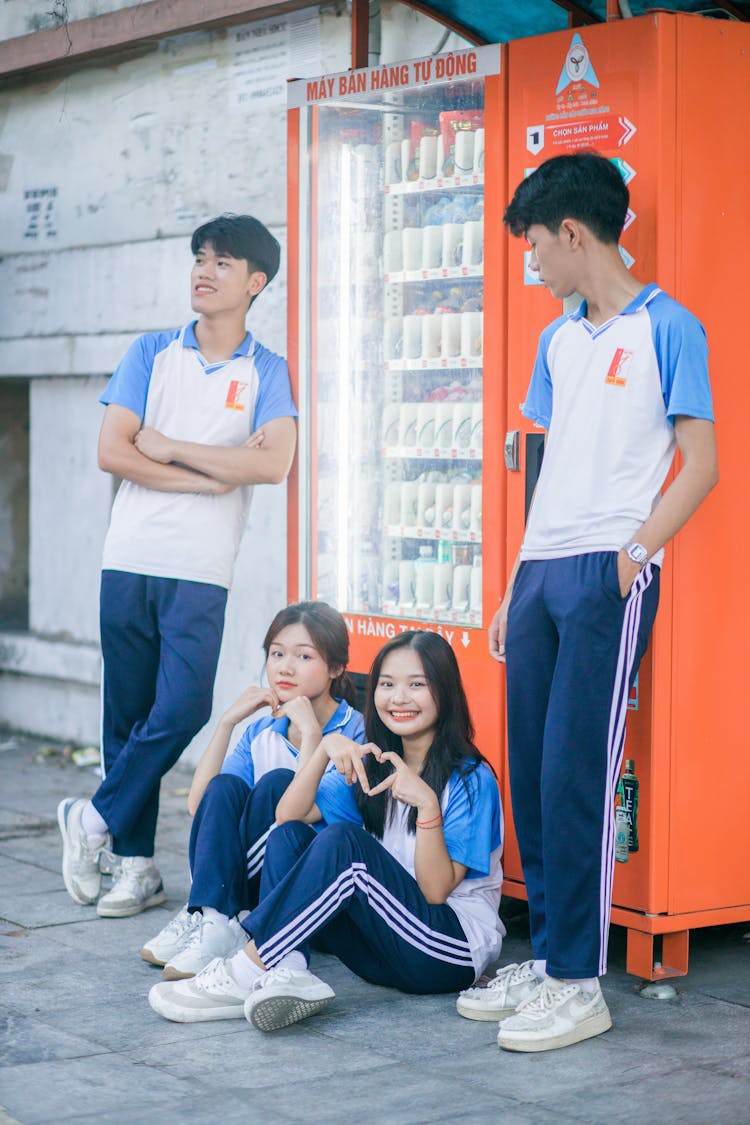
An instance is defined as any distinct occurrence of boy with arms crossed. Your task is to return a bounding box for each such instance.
[458,153,717,1051]
[58,214,297,918]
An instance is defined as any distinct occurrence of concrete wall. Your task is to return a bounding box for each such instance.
[0,0,466,760]
[1,0,145,40]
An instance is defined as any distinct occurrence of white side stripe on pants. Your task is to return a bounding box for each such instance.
[256,861,474,968]
[599,563,655,976]
[246,823,275,880]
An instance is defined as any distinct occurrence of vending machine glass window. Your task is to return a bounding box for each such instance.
[292,54,497,632]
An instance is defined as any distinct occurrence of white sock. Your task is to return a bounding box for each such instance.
[81,801,108,839]
[570,977,599,993]
[558,976,598,993]
[202,907,230,925]
[276,950,307,972]
[532,959,547,978]
[228,949,265,989]
[122,855,154,871]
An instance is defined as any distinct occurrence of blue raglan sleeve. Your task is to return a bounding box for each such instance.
[441,764,503,879]
[314,770,364,827]
[219,722,260,787]
[100,331,179,418]
[340,709,366,744]
[650,298,714,424]
[252,346,298,430]
[521,317,565,431]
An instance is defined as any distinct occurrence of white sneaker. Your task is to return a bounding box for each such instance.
[457,960,541,1021]
[244,967,335,1032]
[149,957,250,1022]
[96,857,166,918]
[99,847,121,877]
[57,798,108,905]
[497,977,612,1052]
[162,915,247,980]
[141,905,199,966]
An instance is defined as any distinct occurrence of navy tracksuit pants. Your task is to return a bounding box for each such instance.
[94,571,227,857]
[242,820,476,994]
[188,769,294,918]
[505,552,659,980]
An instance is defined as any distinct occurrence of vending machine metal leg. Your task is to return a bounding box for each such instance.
[626,927,689,982]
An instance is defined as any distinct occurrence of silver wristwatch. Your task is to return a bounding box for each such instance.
[623,541,649,568]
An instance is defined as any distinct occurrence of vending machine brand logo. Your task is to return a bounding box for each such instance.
[557,33,599,95]
[224,380,248,410]
[604,348,633,387]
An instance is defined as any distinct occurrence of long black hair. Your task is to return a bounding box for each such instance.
[355,630,489,837]
[263,601,357,707]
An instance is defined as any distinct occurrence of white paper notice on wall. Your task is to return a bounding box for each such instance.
[228,7,321,109]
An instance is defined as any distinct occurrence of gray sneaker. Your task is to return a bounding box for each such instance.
[57,797,108,905]
[96,857,166,918]
[457,960,541,1021]
[497,977,612,1052]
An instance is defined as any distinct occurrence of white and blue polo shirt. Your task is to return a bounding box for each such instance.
[521,284,714,564]
[220,698,365,789]
[315,760,505,976]
[100,322,297,589]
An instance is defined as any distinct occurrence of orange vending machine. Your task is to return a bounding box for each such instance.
[286,45,508,775]
[503,12,750,979]
[287,15,750,982]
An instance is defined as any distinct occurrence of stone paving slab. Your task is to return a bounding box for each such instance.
[0,1014,110,1068]
[1,737,749,1125]
[0,1055,200,1125]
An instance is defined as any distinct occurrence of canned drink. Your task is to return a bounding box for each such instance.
[615,807,629,863]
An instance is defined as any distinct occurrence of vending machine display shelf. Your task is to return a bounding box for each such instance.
[384,524,482,544]
[385,173,484,195]
[382,445,481,462]
[384,265,483,284]
[385,358,482,372]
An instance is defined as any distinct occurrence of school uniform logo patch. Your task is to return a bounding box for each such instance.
[225,380,248,410]
[604,347,633,387]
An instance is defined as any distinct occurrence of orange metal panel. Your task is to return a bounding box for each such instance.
[286,107,301,601]
[308,109,320,602]
[666,15,750,916]
[474,69,508,781]
[610,902,750,935]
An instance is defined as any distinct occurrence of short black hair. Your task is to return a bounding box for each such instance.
[504,152,628,244]
[191,213,281,285]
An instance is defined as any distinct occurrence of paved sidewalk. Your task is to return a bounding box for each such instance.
[1,735,749,1125]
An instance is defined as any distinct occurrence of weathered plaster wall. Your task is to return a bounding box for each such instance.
[0,0,466,758]
[0,0,146,40]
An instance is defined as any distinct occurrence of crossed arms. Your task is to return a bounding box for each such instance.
[98,404,297,493]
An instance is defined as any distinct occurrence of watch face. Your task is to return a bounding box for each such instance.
[627,543,648,566]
